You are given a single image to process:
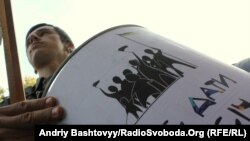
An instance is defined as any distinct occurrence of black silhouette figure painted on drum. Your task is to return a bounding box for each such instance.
[128,52,177,88]
[112,76,143,106]
[112,76,133,94]
[144,48,196,77]
[97,85,142,119]
[94,73,163,122]
[141,55,179,78]
[123,69,133,76]
[125,73,161,108]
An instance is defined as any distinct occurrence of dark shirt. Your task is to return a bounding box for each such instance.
[234,58,250,73]
[0,76,52,107]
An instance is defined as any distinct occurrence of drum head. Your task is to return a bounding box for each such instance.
[45,25,250,124]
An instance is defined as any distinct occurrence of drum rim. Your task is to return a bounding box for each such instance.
[43,24,143,96]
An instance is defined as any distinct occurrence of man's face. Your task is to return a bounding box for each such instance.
[26,26,68,69]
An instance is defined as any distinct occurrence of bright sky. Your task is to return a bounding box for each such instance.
[0,0,250,96]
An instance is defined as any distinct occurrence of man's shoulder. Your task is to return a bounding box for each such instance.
[234,58,250,73]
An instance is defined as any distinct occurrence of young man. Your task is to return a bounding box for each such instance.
[25,23,75,99]
[1,23,75,103]
[0,23,74,140]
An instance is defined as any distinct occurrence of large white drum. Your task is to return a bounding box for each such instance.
[45,25,250,125]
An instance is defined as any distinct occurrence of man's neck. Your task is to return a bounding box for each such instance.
[37,63,60,78]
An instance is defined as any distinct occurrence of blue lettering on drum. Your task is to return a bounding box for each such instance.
[163,74,250,124]
[184,74,249,124]
[189,74,237,117]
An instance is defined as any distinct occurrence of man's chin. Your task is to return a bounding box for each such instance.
[32,53,53,66]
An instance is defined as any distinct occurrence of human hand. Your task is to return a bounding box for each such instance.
[0,96,64,141]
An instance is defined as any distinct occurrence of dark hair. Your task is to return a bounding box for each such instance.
[25,23,73,46]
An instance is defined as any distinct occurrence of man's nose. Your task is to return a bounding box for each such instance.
[30,34,39,44]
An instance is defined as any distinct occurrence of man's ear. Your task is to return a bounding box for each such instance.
[64,42,75,53]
